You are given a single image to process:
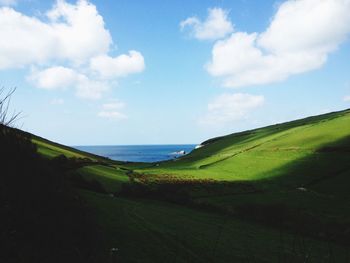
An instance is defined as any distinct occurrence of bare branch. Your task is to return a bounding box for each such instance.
[0,87,22,127]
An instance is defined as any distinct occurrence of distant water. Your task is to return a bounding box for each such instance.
[74,144,197,163]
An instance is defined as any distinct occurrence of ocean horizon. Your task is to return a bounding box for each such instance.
[74,144,197,163]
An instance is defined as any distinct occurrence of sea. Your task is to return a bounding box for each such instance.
[74,144,197,163]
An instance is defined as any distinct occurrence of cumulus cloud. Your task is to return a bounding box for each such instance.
[344,95,350,102]
[46,0,112,63]
[29,66,108,99]
[180,8,233,40]
[199,93,264,126]
[0,0,111,68]
[90,51,145,79]
[0,0,145,99]
[29,66,79,90]
[206,0,350,88]
[98,100,127,120]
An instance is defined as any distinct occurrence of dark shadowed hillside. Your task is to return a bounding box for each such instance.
[0,124,102,263]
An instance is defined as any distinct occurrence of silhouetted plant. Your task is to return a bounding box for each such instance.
[0,87,22,127]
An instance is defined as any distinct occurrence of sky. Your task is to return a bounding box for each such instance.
[0,0,350,146]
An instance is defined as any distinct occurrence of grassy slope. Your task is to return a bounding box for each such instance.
[31,109,350,262]
[32,134,131,192]
[132,109,350,183]
[76,165,129,192]
[127,109,350,229]
[32,133,123,164]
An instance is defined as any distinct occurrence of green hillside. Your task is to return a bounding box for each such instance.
[16,109,350,262]
[132,109,350,184]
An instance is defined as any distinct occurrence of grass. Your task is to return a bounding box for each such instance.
[76,165,130,192]
[130,109,350,185]
[29,108,350,262]
[34,138,86,159]
[32,134,122,164]
[82,190,350,262]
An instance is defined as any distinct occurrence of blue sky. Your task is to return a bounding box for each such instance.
[0,0,350,145]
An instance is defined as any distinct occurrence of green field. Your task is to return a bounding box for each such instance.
[31,109,350,262]
[131,109,350,183]
[82,191,349,263]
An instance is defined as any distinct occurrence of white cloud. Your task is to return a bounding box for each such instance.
[258,0,350,54]
[0,0,145,100]
[29,66,108,99]
[199,93,264,126]
[180,8,233,40]
[344,95,350,102]
[46,0,112,63]
[90,51,145,79]
[206,0,350,88]
[0,0,16,6]
[0,0,111,68]
[98,100,127,120]
[29,66,79,90]
[0,7,56,69]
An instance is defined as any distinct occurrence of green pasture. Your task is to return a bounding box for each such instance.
[82,190,349,263]
[30,108,350,262]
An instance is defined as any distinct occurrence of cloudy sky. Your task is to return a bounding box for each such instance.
[1,0,350,145]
